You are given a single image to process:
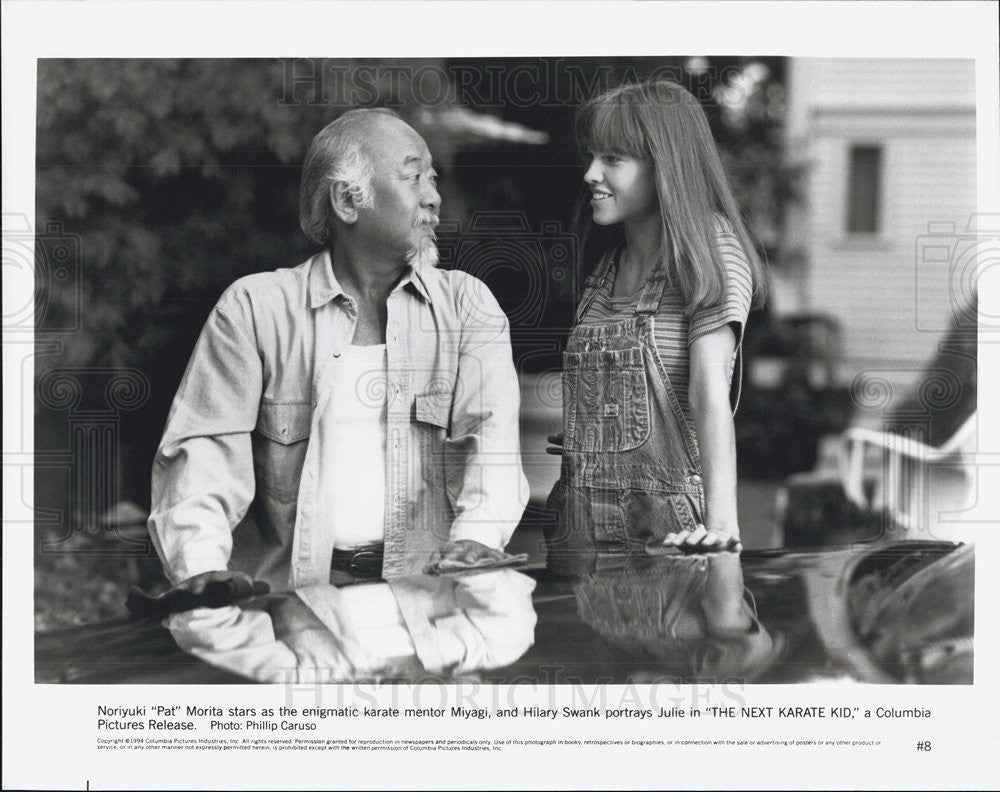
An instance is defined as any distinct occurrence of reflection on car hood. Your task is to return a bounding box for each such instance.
[34,542,972,685]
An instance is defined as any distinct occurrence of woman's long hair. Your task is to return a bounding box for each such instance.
[574,79,766,313]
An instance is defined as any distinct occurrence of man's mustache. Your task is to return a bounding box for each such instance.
[414,214,440,231]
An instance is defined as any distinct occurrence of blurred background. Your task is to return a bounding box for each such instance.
[29,57,979,630]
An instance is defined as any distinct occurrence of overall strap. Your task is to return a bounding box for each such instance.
[633,266,669,325]
[574,248,618,324]
[632,264,703,470]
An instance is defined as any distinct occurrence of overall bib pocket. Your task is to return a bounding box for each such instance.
[563,347,650,453]
[253,401,313,503]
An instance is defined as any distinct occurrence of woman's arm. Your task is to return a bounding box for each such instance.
[682,323,741,548]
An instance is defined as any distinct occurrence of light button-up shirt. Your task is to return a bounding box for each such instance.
[149,249,529,589]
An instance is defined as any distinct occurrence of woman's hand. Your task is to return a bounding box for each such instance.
[663,524,742,554]
[546,433,565,456]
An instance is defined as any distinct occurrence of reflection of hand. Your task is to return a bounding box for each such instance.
[259,595,327,642]
[663,525,742,554]
[434,540,507,567]
[545,433,565,456]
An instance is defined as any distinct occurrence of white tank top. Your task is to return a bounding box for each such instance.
[316,343,388,550]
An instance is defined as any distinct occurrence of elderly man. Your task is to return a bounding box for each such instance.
[149,108,529,593]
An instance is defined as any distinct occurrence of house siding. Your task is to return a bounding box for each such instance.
[783,58,977,390]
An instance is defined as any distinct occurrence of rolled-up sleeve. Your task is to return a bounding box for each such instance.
[444,274,530,550]
[687,230,753,347]
[148,288,263,583]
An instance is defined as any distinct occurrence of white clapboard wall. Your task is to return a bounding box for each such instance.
[781,58,978,393]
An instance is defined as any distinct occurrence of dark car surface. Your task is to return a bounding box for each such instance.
[35,540,972,685]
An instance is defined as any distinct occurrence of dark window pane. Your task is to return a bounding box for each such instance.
[847,146,882,233]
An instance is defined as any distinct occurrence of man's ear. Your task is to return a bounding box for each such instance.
[330,182,359,225]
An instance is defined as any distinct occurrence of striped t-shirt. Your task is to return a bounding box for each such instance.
[578,230,754,421]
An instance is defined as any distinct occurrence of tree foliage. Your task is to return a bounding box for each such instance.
[38,59,331,370]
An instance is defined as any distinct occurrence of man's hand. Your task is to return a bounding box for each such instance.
[175,570,266,596]
[126,570,270,618]
[424,540,529,577]
[545,433,565,456]
[432,539,507,567]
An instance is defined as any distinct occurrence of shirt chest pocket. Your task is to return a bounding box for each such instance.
[413,391,450,485]
[252,401,313,503]
[562,347,650,453]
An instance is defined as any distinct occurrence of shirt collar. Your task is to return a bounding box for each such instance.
[308,248,433,309]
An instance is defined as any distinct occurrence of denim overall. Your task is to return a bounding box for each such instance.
[546,251,706,574]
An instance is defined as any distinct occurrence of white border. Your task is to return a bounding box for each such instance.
[4,2,999,790]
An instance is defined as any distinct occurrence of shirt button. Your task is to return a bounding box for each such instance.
[689,474,702,485]
[280,427,289,437]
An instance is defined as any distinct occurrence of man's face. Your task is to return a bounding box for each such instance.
[356,116,441,267]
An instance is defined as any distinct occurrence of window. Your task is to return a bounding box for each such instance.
[846,145,882,234]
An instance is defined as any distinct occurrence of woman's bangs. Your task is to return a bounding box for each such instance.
[578,100,647,159]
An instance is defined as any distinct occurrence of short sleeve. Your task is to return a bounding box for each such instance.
[687,229,754,347]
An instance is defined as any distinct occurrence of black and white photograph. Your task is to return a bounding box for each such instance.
[4,2,999,790]
[27,53,980,685]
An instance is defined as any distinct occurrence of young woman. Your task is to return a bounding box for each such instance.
[546,79,766,605]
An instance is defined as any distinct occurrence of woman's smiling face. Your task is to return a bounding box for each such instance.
[584,150,659,227]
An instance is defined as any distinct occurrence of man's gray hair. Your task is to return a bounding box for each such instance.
[299,107,400,245]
